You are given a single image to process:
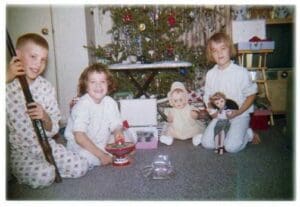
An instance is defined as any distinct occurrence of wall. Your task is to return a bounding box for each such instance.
[6,5,57,89]
[51,6,89,125]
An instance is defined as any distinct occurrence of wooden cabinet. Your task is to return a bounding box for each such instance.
[266,70,293,114]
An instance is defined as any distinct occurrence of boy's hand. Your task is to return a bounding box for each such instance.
[6,57,25,83]
[26,102,48,121]
[69,97,79,109]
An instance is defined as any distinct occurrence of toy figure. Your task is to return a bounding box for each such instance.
[208,92,239,155]
[160,82,205,146]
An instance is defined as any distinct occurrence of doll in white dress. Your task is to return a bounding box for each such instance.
[160,82,205,146]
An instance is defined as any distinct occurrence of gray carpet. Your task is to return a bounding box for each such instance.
[6,118,294,201]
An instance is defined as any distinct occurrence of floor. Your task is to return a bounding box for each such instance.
[6,117,294,201]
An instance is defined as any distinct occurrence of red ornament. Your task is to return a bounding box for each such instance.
[167,15,176,27]
[167,45,174,56]
[123,12,133,23]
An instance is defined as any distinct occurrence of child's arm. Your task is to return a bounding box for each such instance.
[74,131,112,165]
[6,57,25,83]
[227,94,256,119]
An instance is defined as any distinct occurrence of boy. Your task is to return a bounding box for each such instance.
[6,33,88,188]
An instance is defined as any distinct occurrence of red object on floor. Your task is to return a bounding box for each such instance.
[250,110,270,130]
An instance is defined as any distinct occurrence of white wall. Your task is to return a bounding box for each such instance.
[94,7,112,47]
[51,5,89,125]
[6,5,110,125]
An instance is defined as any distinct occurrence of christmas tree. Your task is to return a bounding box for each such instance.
[88,5,229,97]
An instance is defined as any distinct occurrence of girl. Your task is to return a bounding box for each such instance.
[64,63,124,169]
[201,32,260,153]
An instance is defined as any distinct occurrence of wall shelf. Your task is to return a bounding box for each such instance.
[266,18,294,25]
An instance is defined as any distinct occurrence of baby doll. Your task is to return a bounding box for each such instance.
[208,92,239,155]
[160,82,205,146]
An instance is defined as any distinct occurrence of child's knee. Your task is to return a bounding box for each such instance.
[29,166,56,188]
[69,158,89,178]
[224,140,243,153]
[201,135,214,149]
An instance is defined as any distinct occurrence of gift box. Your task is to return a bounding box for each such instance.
[236,36,275,50]
[250,110,271,130]
[120,99,158,149]
[236,41,275,50]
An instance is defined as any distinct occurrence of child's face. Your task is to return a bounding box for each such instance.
[87,71,108,103]
[172,92,186,109]
[210,41,231,69]
[214,97,225,110]
[17,42,48,83]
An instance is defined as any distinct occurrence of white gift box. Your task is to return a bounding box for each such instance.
[120,99,158,149]
[236,41,275,50]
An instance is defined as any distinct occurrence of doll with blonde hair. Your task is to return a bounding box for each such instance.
[160,82,205,146]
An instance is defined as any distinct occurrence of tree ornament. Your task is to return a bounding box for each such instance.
[179,68,187,75]
[113,30,119,41]
[122,12,133,23]
[166,45,174,56]
[139,23,146,31]
[167,15,176,27]
[188,11,195,23]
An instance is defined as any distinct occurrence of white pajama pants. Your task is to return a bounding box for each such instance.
[10,139,89,189]
[67,140,110,170]
[201,115,252,153]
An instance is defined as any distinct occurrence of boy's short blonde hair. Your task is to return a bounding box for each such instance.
[206,32,236,63]
[77,63,116,97]
[16,33,49,50]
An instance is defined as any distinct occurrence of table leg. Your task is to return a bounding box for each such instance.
[126,71,158,98]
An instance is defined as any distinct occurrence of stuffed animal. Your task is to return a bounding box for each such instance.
[160,82,205,146]
[208,92,239,155]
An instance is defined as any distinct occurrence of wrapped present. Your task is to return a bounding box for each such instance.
[237,36,275,50]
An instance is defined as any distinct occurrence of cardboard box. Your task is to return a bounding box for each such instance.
[120,99,158,149]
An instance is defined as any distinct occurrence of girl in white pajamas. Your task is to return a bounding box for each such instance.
[6,33,88,188]
[201,32,260,153]
[64,63,124,169]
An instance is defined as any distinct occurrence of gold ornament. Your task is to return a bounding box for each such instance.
[139,23,146,31]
